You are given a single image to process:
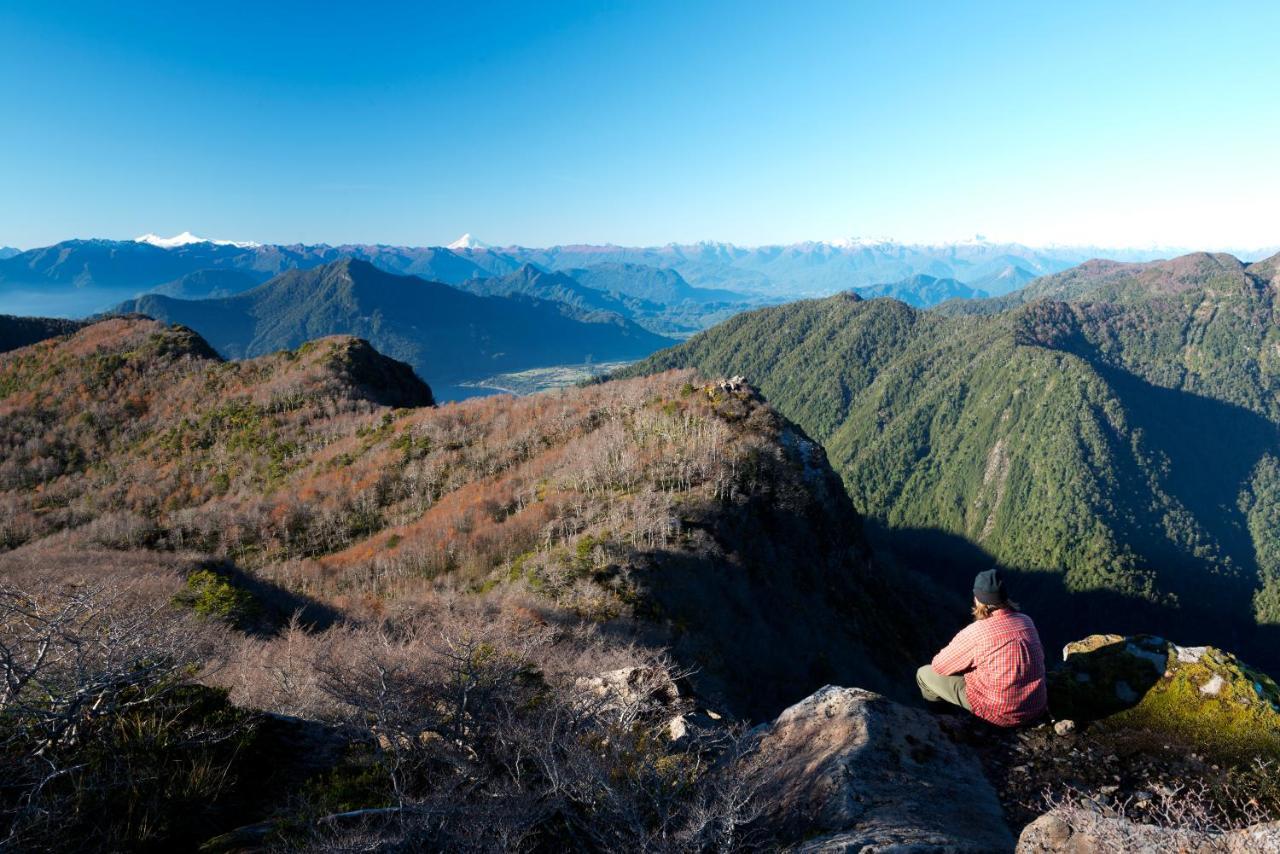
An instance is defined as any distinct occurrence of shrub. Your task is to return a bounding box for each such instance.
[176,569,259,626]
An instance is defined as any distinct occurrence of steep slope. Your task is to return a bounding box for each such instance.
[855,273,990,306]
[0,318,943,718]
[1016,251,1253,304]
[0,318,432,503]
[0,314,87,353]
[621,252,1280,670]
[114,259,675,393]
[457,261,760,336]
[564,262,759,335]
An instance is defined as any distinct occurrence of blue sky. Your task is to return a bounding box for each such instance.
[2,1,1278,249]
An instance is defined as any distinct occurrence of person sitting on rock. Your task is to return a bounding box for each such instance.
[916,569,1048,727]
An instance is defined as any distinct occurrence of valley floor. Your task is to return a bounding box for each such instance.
[454,360,634,397]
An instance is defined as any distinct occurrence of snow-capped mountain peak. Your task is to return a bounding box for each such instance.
[828,236,897,250]
[135,231,260,249]
[447,233,490,250]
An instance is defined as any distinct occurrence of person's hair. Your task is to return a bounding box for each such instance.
[972,599,1020,621]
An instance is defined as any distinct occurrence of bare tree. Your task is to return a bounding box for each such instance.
[0,580,225,848]
[301,610,774,852]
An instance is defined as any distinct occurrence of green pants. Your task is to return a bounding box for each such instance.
[916,665,972,711]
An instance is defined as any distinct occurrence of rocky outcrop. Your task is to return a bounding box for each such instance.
[747,686,1013,851]
[1016,809,1280,853]
[1049,634,1280,756]
[574,665,689,739]
[322,336,435,407]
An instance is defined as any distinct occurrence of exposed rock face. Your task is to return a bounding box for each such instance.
[1016,809,1280,853]
[1049,634,1280,756]
[748,686,1013,851]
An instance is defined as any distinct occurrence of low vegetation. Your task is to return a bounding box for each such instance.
[0,317,942,849]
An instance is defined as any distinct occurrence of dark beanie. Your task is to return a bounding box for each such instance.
[973,568,1006,605]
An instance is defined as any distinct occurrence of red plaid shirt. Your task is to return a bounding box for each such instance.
[931,609,1048,727]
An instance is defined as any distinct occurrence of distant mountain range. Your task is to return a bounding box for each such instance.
[850,267,1036,307]
[0,247,19,261]
[113,259,674,396]
[854,274,990,307]
[970,263,1038,296]
[6,232,1263,318]
[622,249,1280,673]
[446,262,757,336]
[451,236,1265,298]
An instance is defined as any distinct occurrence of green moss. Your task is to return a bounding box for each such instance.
[1053,634,1280,761]
[1111,650,1280,758]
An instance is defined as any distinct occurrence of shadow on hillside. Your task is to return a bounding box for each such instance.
[861,357,1280,678]
[1095,363,1273,625]
[209,560,342,634]
[865,522,1279,677]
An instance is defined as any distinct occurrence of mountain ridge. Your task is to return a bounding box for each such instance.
[112,258,675,392]
[10,234,1271,317]
[0,315,944,718]
[854,273,990,307]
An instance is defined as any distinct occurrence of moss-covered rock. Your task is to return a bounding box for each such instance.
[1049,633,1280,758]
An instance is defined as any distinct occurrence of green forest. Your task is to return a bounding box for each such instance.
[623,252,1280,667]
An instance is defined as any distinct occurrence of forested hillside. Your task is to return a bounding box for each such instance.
[0,314,86,353]
[623,252,1280,669]
[114,259,675,394]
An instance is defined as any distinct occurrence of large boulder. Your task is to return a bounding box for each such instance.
[1049,634,1280,757]
[1016,809,1280,853]
[747,686,1013,852]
